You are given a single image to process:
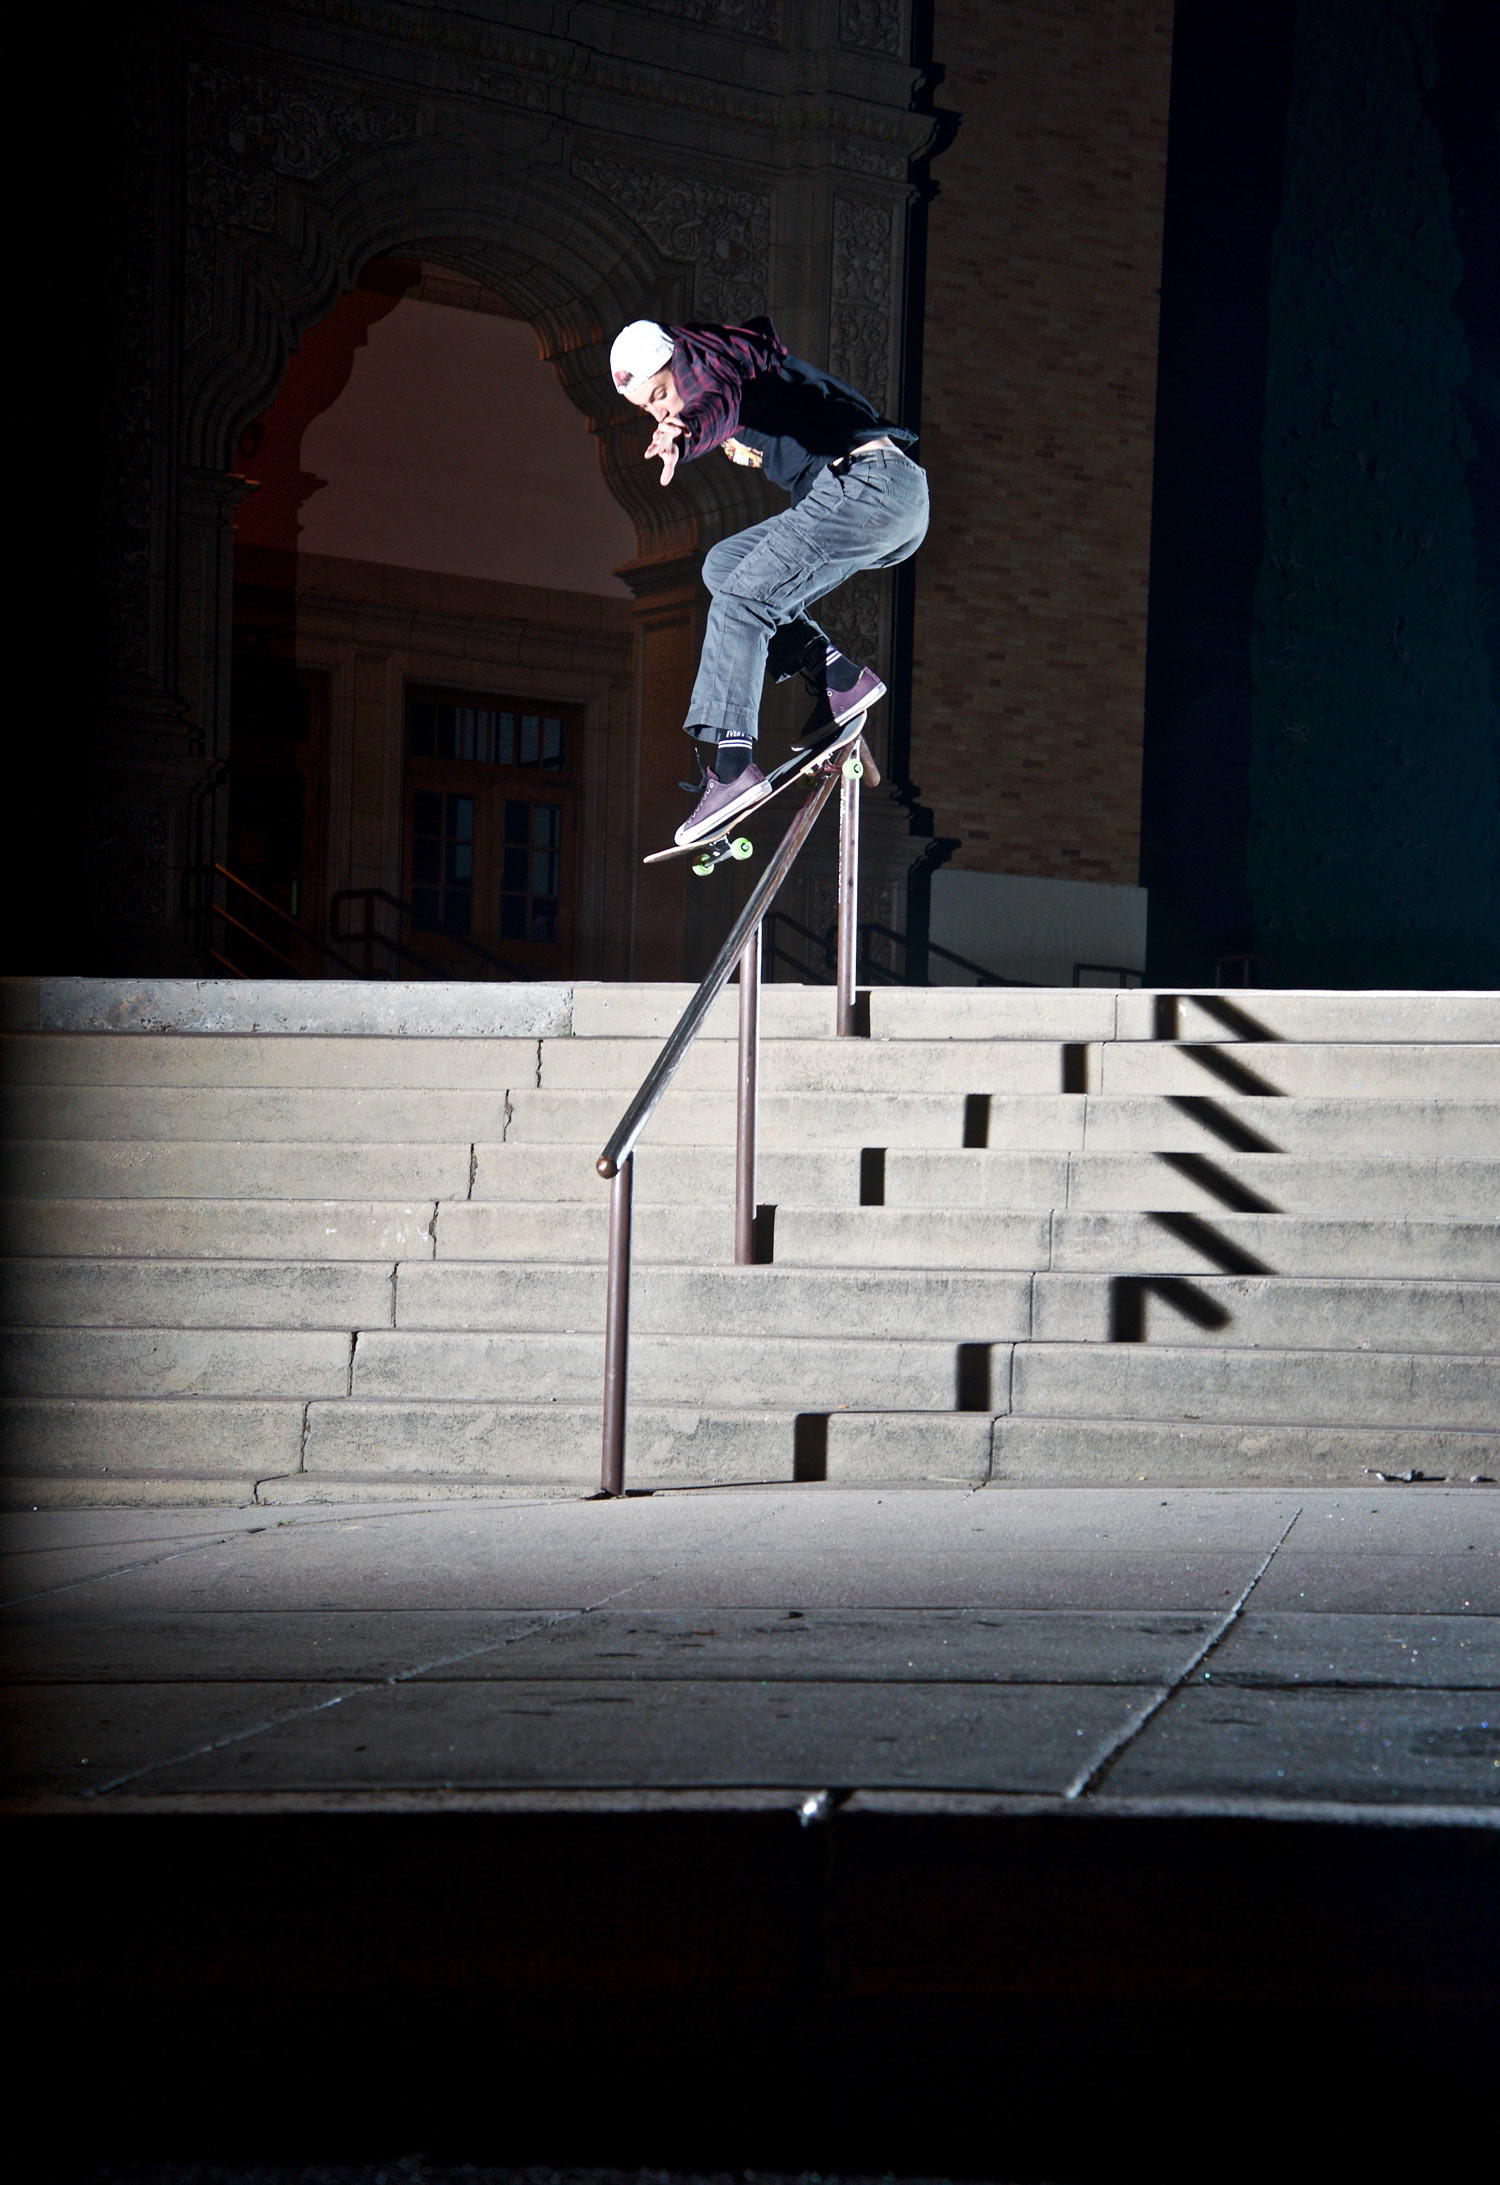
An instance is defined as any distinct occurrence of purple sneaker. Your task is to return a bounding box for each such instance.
[793,661,886,753]
[674,760,769,847]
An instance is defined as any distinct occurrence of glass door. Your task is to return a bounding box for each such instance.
[404,686,580,976]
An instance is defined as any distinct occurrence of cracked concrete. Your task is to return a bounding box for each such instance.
[3,1485,1494,1811]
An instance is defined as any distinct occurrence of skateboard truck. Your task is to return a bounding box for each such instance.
[686,749,866,877]
[691,834,755,878]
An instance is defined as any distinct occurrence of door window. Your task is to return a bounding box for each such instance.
[404,686,579,973]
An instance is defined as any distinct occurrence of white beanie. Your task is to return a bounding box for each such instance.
[610,319,674,398]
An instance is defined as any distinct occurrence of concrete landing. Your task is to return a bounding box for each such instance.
[6,1485,1495,1803]
[9,1487,1495,2178]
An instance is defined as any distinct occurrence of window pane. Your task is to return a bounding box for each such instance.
[451,796,475,841]
[532,901,558,944]
[409,702,435,757]
[503,799,530,845]
[443,892,472,937]
[532,849,559,898]
[543,718,563,767]
[411,887,440,931]
[499,896,526,942]
[413,790,442,836]
[412,839,440,885]
[498,712,515,765]
[449,843,473,883]
[520,714,540,765]
[436,705,457,759]
[502,844,529,893]
[535,803,561,847]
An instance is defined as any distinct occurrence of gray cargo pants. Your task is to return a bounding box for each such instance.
[685,446,929,742]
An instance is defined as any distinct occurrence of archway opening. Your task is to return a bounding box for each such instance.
[226,258,635,979]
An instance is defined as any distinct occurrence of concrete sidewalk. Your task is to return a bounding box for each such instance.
[4,1485,1496,1807]
[8,1486,1496,2176]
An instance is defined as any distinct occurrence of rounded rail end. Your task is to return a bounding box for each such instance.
[597,1155,618,1179]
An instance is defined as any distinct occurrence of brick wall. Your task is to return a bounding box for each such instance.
[911,0,1173,883]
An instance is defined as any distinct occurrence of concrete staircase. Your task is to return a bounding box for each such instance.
[2,980,1497,1505]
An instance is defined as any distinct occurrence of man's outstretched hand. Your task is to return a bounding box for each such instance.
[646,417,685,485]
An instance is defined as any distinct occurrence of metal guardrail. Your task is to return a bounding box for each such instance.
[595,742,876,1496]
[330,886,520,981]
[186,864,364,980]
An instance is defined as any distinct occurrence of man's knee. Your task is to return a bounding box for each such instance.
[702,538,741,595]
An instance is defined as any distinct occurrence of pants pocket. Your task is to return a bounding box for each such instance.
[723,530,825,608]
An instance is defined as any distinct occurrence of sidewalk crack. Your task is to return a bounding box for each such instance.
[78,1498,782,1799]
[1064,1503,1303,1800]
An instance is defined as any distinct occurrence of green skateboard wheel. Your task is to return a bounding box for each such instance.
[843,754,864,780]
[691,854,716,878]
[730,835,754,860]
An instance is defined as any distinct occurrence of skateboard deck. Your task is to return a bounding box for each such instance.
[645,716,875,875]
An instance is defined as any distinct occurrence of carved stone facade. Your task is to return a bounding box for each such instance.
[87,0,935,977]
[81,0,1171,982]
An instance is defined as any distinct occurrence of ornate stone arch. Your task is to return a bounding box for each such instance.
[179,108,775,579]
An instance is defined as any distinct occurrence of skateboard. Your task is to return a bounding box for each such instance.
[644,715,876,877]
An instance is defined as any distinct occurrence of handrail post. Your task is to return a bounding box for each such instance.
[735,921,761,1265]
[601,1152,634,1495]
[836,752,861,1035]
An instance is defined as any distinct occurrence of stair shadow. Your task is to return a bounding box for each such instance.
[1109,1275,1234,1342]
[1164,1093,1281,1153]
[793,1413,829,1481]
[1144,1209,1274,1275]
[1155,1149,1280,1214]
[1154,993,1283,1042]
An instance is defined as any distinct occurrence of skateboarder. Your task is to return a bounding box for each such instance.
[609,316,929,847]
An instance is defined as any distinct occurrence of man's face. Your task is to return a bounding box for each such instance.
[627,368,683,424]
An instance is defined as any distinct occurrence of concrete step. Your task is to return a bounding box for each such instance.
[1030,1273,1500,1351]
[882,1150,1500,1219]
[502,1088,1067,1149]
[9,1090,1493,1170]
[350,1329,986,1410]
[505,1087,1500,1157]
[0,1200,437,1262]
[1078,1096,1500,1156]
[0,1394,993,1497]
[6,1391,1493,1499]
[298,1399,994,1489]
[760,1207,1053,1272]
[1112,989,1500,1044]
[1045,1210,1500,1279]
[775,1207,1500,1280]
[0,1087,511,1144]
[1097,1042,1500,1099]
[0,1396,307,1487]
[1,1328,353,1399]
[0,1259,396,1330]
[1010,1343,1500,1429]
[0,1035,541,1090]
[990,1415,1500,1487]
[394,1261,1035,1341]
[1,1141,470,1201]
[867,990,1123,1041]
[433,1199,735,1262]
[470,1143,860,1204]
[869,987,1500,1043]
[570,983,839,1040]
[537,1036,1088,1095]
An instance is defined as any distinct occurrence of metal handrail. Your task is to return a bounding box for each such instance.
[329,886,520,980]
[595,747,871,1496]
[186,863,365,979]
